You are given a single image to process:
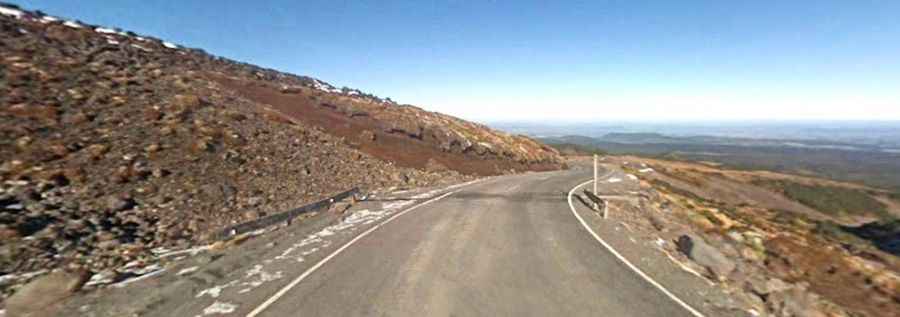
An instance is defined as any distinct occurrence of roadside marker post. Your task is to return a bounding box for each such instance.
[592,154,608,219]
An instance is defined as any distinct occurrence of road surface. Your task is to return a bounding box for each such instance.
[230,167,699,316]
[76,166,725,316]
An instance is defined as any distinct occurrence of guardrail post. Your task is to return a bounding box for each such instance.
[602,198,608,219]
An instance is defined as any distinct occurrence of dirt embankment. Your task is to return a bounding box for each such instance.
[208,74,564,176]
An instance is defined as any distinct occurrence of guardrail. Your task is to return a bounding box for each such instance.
[583,189,607,215]
[209,187,360,241]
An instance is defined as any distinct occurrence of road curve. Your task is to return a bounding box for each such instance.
[249,168,696,317]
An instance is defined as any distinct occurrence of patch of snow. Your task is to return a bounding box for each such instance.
[0,6,24,18]
[312,79,340,93]
[382,200,414,210]
[112,268,165,288]
[162,41,178,49]
[237,265,283,293]
[655,238,666,247]
[95,27,117,34]
[201,301,237,315]
[21,270,48,279]
[40,15,58,23]
[135,36,148,41]
[607,177,622,183]
[130,44,152,52]
[196,280,238,298]
[626,174,638,181]
[84,272,116,287]
[63,20,83,29]
[0,274,22,285]
[153,245,210,258]
[638,168,654,173]
[127,263,162,275]
[301,248,319,256]
[273,246,298,260]
[177,266,199,276]
[106,38,119,45]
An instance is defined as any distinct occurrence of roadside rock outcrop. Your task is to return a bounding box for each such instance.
[676,234,736,280]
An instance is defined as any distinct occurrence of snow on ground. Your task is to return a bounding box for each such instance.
[0,270,48,287]
[608,177,622,183]
[130,44,152,52]
[312,79,341,93]
[112,268,166,288]
[196,280,238,298]
[626,174,638,181]
[95,27,117,34]
[639,168,654,173]
[63,20,83,28]
[191,179,484,302]
[162,41,178,49]
[153,245,211,258]
[39,15,58,23]
[200,301,237,316]
[237,265,283,293]
[0,6,24,18]
[177,266,199,276]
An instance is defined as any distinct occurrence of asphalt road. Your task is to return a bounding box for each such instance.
[238,167,697,317]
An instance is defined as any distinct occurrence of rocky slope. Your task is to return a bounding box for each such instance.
[596,156,900,317]
[0,3,563,300]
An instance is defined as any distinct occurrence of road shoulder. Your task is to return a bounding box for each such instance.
[567,164,757,317]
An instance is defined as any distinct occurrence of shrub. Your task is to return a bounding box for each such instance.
[760,180,888,218]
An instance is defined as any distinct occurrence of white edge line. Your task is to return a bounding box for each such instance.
[568,178,706,317]
[246,190,458,317]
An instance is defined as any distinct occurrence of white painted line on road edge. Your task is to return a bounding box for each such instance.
[246,190,458,317]
[567,179,705,317]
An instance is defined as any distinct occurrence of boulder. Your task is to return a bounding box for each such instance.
[676,234,735,280]
[746,276,792,296]
[766,287,829,317]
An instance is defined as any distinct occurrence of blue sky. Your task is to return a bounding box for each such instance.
[16,0,900,121]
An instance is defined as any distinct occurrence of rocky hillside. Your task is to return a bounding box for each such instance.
[602,156,900,317]
[0,3,563,297]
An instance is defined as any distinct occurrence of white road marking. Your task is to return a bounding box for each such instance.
[567,178,705,317]
[246,190,459,317]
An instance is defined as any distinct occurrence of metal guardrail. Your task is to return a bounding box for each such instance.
[209,187,360,241]
[583,189,606,210]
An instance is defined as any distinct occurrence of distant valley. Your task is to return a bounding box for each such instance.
[521,126,900,191]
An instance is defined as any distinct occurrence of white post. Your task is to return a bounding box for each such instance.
[602,198,608,219]
[593,154,607,219]
[593,154,599,211]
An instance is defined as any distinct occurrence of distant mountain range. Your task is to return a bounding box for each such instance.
[539,133,900,190]
[548,132,891,153]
